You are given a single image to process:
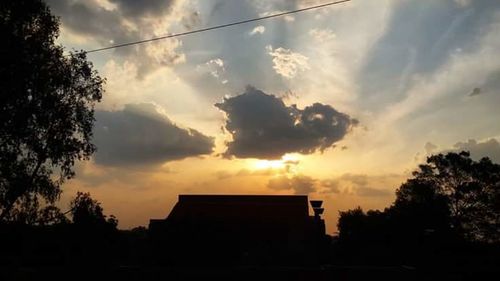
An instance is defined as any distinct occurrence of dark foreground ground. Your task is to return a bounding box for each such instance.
[2,264,499,281]
[1,225,499,280]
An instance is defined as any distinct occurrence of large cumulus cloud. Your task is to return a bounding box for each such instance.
[93,103,214,166]
[215,87,358,159]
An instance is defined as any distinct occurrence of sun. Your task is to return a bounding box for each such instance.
[254,159,286,170]
[251,154,301,173]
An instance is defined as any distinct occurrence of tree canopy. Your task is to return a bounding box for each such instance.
[338,151,500,244]
[0,0,104,222]
[70,191,118,229]
[394,151,500,242]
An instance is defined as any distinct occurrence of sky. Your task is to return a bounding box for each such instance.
[46,0,500,233]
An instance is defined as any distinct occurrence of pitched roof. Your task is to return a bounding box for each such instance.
[167,194,310,222]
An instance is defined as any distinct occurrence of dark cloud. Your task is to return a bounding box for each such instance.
[469,87,481,96]
[267,175,316,194]
[449,138,500,163]
[93,103,214,166]
[215,87,358,159]
[46,0,189,75]
[46,0,137,47]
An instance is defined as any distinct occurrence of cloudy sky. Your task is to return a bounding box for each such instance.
[46,0,500,233]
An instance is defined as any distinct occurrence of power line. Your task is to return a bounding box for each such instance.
[85,0,351,54]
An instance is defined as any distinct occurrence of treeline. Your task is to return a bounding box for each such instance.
[330,151,500,270]
[0,192,143,266]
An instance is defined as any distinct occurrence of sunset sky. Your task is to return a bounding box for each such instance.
[46,0,500,233]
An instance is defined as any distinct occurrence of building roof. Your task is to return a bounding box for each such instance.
[166,194,310,223]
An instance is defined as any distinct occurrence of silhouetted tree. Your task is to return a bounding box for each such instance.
[393,152,500,242]
[67,192,118,265]
[389,177,452,241]
[70,192,117,229]
[337,207,366,242]
[338,207,389,244]
[338,152,500,245]
[0,1,104,222]
[37,205,70,225]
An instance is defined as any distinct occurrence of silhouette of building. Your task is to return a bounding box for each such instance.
[149,195,327,265]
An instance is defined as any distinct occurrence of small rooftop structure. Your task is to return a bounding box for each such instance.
[149,195,326,265]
